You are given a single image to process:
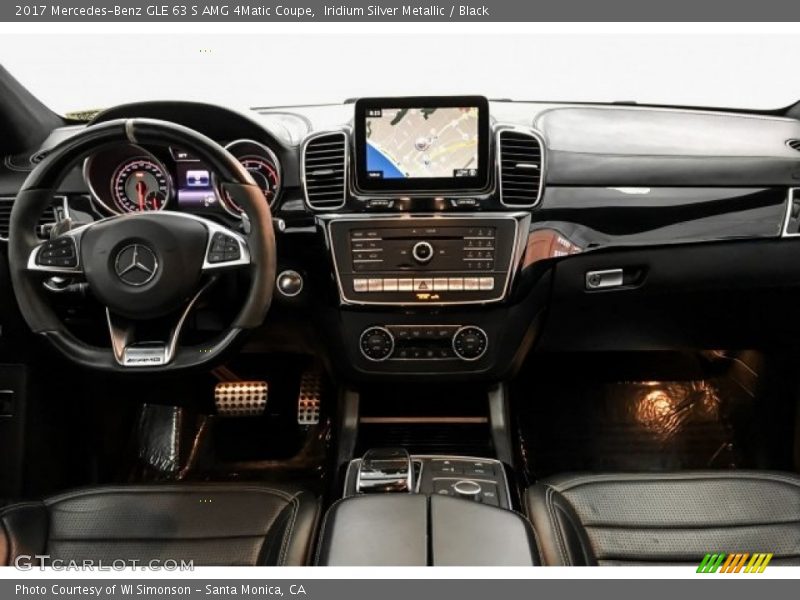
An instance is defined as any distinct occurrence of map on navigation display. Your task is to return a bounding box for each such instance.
[365,106,479,179]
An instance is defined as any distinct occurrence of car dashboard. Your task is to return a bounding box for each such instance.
[2,96,800,381]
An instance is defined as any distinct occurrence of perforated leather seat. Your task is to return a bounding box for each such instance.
[526,471,800,566]
[0,484,319,566]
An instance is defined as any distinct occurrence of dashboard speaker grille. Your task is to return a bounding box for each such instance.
[303,131,347,210]
[498,129,545,207]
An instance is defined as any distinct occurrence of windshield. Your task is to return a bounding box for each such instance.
[2,33,799,114]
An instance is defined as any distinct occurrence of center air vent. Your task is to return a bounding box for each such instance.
[787,139,800,152]
[497,129,545,207]
[302,131,347,210]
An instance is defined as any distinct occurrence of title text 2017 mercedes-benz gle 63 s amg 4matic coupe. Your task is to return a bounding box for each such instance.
[0,68,798,567]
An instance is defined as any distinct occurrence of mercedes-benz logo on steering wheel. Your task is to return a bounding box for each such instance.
[114,244,159,286]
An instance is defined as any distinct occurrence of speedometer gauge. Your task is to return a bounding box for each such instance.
[111,158,171,213]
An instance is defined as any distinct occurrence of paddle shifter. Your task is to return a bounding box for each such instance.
[356,448,414,493]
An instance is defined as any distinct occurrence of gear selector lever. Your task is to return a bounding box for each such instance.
[356,448,414,494]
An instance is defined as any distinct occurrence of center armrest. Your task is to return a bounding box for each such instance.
[316,495,428,566]
[315,494,538,566]
[429,495,538,566]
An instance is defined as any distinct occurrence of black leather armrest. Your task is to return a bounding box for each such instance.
[316,495,428,566]
[430,495,538,566]
[316,494,539,566]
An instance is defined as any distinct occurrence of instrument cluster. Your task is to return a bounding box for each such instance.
[83,139,282,217]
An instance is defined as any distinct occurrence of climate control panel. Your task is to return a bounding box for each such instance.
[359,324,488,362]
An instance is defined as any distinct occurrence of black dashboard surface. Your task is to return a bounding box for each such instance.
[536,106,800,186]
[4,99,800,202]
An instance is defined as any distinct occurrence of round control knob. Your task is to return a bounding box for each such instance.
[359,326,395,362]
[453,480,483,500]
[452,326,488,361]
[277,269,303,297]
[411,241,434,264]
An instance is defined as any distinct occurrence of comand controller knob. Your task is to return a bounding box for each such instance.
[453,480,483,500]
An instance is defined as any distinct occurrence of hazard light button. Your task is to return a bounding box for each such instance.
[413,278,433,292]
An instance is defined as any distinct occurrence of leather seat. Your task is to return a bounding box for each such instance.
[526,471,800,566]
[0,484,319,566]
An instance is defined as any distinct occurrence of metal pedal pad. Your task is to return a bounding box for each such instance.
[297,369,322,426]
[214,381,268,417]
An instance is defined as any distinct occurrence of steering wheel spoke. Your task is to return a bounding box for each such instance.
[105,276,217,368]
[202,223,251,271]
[26,230,85,275]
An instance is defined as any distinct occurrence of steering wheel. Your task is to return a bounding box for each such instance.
[7,118,276,372]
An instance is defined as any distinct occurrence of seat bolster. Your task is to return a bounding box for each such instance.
[525,486,594,566]
[1,484,320,567]
[0,502,49,566]
[527,471,800,566]
[283,490,321,566]
[258,490,320,566]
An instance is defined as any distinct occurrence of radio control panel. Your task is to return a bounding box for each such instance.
[323,214,529,305]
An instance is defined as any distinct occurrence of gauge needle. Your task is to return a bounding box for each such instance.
[136,180,147,211]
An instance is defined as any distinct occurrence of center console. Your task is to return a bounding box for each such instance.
[303,95,546,378]
[305,99,544,563]
[322,213,530,371]
[344,452,512,509]
[316,448,537,566]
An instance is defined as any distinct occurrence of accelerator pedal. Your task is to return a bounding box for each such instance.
[297,368,322,426]
[214,381,268,417]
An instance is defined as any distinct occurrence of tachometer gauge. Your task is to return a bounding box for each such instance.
[223,156,280,214]
[111,158,171,213]
[220,140,283,216]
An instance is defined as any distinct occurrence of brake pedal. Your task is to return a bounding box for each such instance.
[297,369,322,426]
[214,381,268,417]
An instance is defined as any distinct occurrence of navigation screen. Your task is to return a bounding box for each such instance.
[354,96,489,193]
[364,106,479,180]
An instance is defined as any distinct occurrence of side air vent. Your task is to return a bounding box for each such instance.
[787,139,800,152]
[302,131,347,210]
[0,197,59,241]
[0,197,13,240]
[497,129,545,207]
